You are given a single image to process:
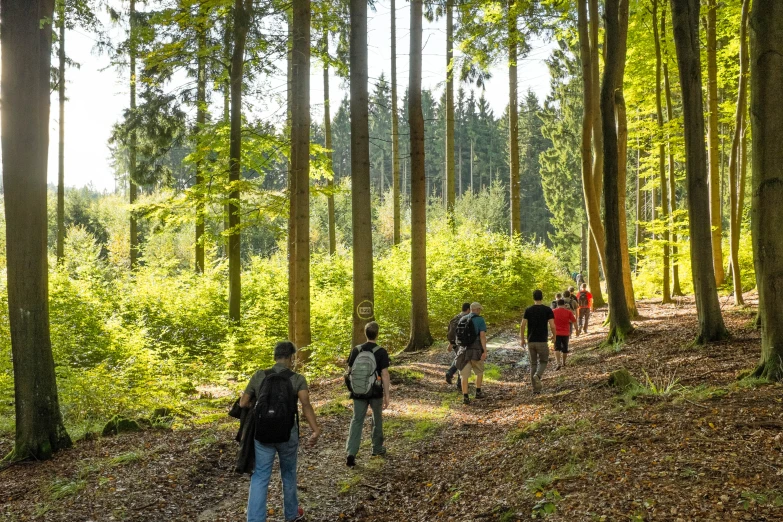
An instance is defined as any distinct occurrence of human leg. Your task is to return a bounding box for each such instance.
[276,431,300,521]
[247,440,277,522]
[527,344,538,382]
[531,342,549,379]
[473,361,485,397]
[369,397,385,454]
[346,399,370,457]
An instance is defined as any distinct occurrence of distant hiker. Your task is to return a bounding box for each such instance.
[445,302,472,388]
[563,290,578,335]
[240,341,321,522]
[567,287,579,313]
[455,302,488,405]
[576,272,585,286]
[520,290,556,393]
[345,321,391,467]
[551,292,563,310]
[553,299,577,370]
[576,283,594,335]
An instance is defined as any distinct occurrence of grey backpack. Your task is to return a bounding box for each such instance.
[349,346,381,399]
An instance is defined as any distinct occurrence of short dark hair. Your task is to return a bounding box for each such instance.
[533,289,543,301]
[274,341,297,360]
[462,302,471,312]
[365,321,379,340]
[563,290,571,298]
[557,298,566,306]
[556,293,562,299]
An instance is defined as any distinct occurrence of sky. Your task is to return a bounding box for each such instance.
[37,0,556,193]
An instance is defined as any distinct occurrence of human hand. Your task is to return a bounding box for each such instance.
[306,428,321,448]
[481,350,488,361]
[383,397,389,410]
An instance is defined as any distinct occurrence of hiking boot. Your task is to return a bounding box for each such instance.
[346,455,356,468]
[445,371,453,385]
[474,389,486,399]
[288,506,306,521]
[532,375,543,392]
[456,376,462,391]
[463,395,471,405]
[372,447,387,457]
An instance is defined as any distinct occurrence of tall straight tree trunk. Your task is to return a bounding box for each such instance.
[602,0,633,342]
[323,30,337,256]
[1,0,72,461]
[750,0,783,380]
[129,0,138,270]
[292,0,311,358]
[445,0,456,224]
[406,0,433,351]
[508,0,520,236]
[228,0,251,323]
[706,0,724,285]
[390,0,401,244]
[662,9,682,296]
[653,0,671,303]
[615,0,637,316]
[56,0,65,263]
[635,138,641,269]
[670,0,728,344]
[287,11,296,339]
[350,0,375,345]
[195,12,207,274]
[729,0,750,306]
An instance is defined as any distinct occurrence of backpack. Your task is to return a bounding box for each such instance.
[455,313,478,347]
[348,346,381,399]
[447,313,463,344]
[254,369,298,444]
[578,291,589,308]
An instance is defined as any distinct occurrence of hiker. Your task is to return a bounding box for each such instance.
[576,272,585,286]
[576,283,594,335]
[345,321,391,467]
[551,292,563,310]
[455,302,488,405]
[520,290,556,393]
[240,341,321,522]
[445,302,472,388]
[562,290,578,335]
[553,299,577,370]
[567,287,579,314]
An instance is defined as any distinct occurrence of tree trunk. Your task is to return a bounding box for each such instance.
[729,0,750,307]
[653,0,671,304]
[750,0,783,380]
[670,0,729,344]
[602,0,633,343]
[195,11,207,274]
[406,0,433,351]
[56,0,65,263]
[391,0,401,244]
[508,0,520,236]
[228,0,250,324]
[635,137,641,270]
[1,0,72,461]
[350,0,376,345]
[706,0,725,286]
[129,0,138,270]
[323,30,337,256]
[286,11,296,340]
[445,0,456,225]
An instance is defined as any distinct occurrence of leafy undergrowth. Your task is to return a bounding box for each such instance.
[2,293,783,521]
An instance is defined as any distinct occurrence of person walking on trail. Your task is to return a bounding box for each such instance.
[551,292,563,310]
[455,302,488,405]
[240,341,321,522]
[553,299,577,370]
[566,287,579,314]
[520,290,556,393]
[345,321,391,467]
[445,302,471,388]
[576,283,594,335]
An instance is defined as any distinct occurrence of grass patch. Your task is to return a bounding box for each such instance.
[739,490,783,509]
[338,474,361,494]
[190,434,218,453]
[677,385,729,402]
[109,450,144,467]
[47,477,87,500]
[506,414,562,443]
[732,376,771,390]
[403,419,442,441]
[482,364,502,382]
[525,473,556,493]
[388,366,424,385]
[316,399,351,416]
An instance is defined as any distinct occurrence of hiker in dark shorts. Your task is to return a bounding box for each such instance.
[455,302,488,405]
[576,283,594,335]
[520,290,556,393]
[552,299,577,370]
[445,303,471,389]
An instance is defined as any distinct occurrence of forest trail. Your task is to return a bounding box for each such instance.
[2,297,783,521]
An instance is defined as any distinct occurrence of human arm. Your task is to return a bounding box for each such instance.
[519,319,527,345]
[381,368,391,409]
[480,331,488,360]
[298,389,321,447]
[548,318,556,338]
[239,392,253,409]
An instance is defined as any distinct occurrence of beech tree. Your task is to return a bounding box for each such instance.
[653,0,671,304]
[390,0,402,244]
[1,0,72,461]
[705,0,724,286]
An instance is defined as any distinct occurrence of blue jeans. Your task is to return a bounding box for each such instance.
[247,430,299,522]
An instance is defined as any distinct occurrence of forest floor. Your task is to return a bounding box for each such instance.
[2,294,783,521]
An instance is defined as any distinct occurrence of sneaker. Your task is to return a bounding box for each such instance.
[288,506,306,521]
[346,455,356,468]
[463,395,471,405]
[445,371,453,385]
[532,375,543,392]
[371,447,387,457]
[474,389,485,399]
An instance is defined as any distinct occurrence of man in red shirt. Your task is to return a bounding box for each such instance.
[576,283,594,335]
[552,299,577,370]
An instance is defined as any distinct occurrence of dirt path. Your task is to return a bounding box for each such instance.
[2,296,783,521]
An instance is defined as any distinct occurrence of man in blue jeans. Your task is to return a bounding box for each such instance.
[240,341,321,522]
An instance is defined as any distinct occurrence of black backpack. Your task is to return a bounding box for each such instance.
[254,369,298,444]
[455,313,478,347]
[577,291,589,308]
[447,313,463,344]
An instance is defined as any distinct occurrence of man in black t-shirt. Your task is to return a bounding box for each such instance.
[520,289,556,393]
[345,321,390,467]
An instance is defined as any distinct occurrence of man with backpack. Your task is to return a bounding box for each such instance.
[455,302,488,405]
[445,302,471,388]
[553,298,577,370]
[576,283,594,335]
[345,321,391,467]
[520,289,556,393]
[551,293,563,310]
[576,272,585,286]
[240,341,321,522]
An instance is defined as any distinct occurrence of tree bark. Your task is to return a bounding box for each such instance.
[406,0,433,351]
[728,0,750,306]
[445,0,456,225]
[195,10,207,274]
[602,0,634,342]
[1,0,72,461]
[391,0,401,244]
[323,30,337,256]
[286,11,296,340]
[129,0,138,270]
[670,0,729,344]
[57,0,65,264]
[228,0,251,323]
[508,0,520,236]
[706,0,725,285]
[350,0,375,345]
[750,0,783,380]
